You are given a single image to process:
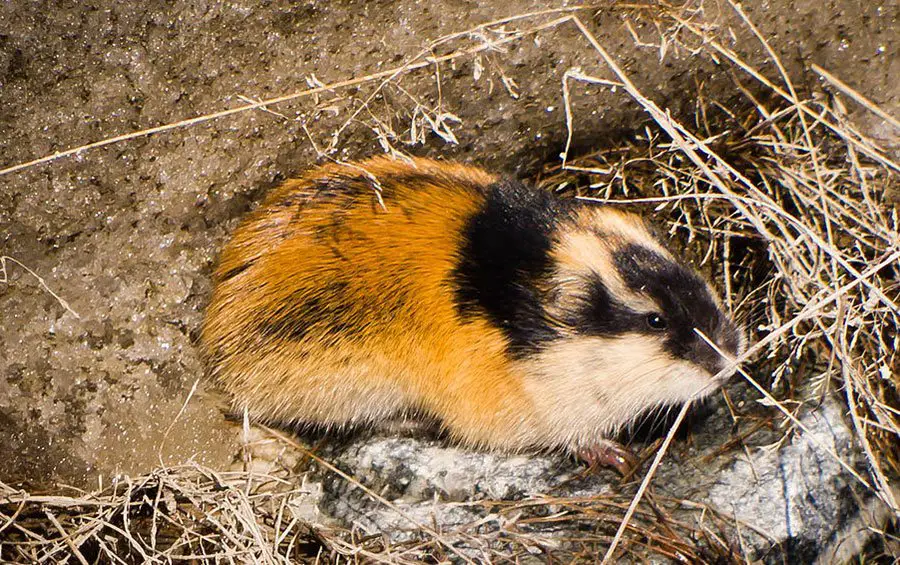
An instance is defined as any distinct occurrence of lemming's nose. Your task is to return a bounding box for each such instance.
[692,329,734,380]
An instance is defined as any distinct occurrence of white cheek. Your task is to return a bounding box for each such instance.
[518,333,718,449]
[646,362,719,405]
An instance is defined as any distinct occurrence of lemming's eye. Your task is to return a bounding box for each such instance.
[646,313,667,330]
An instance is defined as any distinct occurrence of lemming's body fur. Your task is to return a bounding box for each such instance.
[201,157,742,457]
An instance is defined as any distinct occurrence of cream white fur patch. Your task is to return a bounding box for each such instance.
[552,229,658,314]
[551,209,677,316]
[517,333,719,451]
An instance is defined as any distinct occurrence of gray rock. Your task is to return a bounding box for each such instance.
[324,437,594,535]
[316,393,873,562]
[705,396,862,562]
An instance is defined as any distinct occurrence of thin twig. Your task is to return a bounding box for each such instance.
[1,256,81,319]
[810,64,900,131]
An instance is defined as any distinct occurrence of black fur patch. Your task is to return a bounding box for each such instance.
[574,274,644,336]
[612,244,740,375]
[258,280,407,343]
[451,179,571,355]
[218,261,253,282]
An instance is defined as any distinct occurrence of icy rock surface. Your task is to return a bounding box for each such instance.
[323,436,602,536]
[705,396,859,562]
[318,395,866,561]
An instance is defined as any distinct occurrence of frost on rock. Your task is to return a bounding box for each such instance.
[321,436,606,537]
[705,396,860,562]
[314,394,873,561]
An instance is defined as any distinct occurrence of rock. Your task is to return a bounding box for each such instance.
[324,437,596,536]
[315,393,875,562]
[705,395,864,562]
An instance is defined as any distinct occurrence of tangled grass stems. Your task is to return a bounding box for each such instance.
[0,462,747,563]
[544,5,899,520]
[532,6,899,558]
[1,466,320,563]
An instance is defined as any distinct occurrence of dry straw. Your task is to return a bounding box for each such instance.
[2,1,898,562]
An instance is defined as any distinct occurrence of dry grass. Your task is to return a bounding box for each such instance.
[0,461,748,563]
[0,465,334,563]
[1,1,898,562]
[550,0,900,511]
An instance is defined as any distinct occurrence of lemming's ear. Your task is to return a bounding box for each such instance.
[538,273,591,331]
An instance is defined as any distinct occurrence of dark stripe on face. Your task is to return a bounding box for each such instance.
[573,274,645,336]
[613,244,741,375]
[451,180,571,356]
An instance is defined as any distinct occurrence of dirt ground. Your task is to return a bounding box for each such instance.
[0,0,896,492]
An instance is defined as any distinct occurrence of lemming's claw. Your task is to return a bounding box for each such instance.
[577,441,639,476]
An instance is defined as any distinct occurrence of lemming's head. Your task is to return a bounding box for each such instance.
[534,205,744,414]
[451,182,744,428]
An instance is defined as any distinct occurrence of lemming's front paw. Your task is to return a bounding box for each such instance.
[576,441,639,476]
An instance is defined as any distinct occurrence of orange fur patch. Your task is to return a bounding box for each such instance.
[202,157,541,448]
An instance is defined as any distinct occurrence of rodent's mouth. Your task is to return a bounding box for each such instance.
[694,355,737,386]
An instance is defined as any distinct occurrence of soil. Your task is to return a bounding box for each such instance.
[0,0,896,490]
